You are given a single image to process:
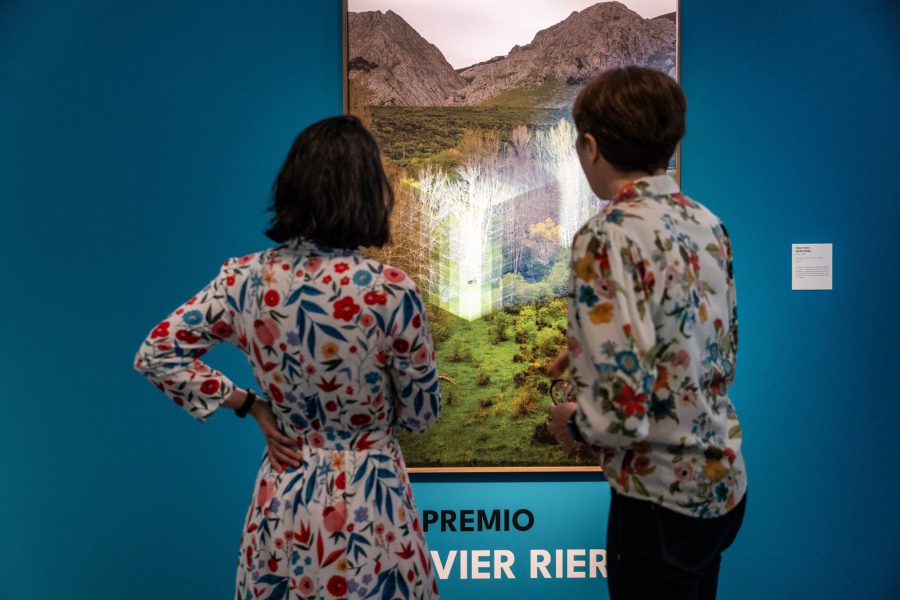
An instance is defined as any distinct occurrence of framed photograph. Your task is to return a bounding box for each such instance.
[344,0,678,471]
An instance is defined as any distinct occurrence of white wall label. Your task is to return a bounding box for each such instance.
[792,243,832,290]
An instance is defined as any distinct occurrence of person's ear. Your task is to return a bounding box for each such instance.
[581,133,600,164]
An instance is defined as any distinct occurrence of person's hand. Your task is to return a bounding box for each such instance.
[546,349,569,379]
[547,401,579,456]
[250,401,302,472]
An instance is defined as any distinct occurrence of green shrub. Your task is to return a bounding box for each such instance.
[533,327,565,358]
[513,369,528,387]
[512,388,539,418]
[430,321,450,344]
[488,311,510,343]
[447,339,473,363]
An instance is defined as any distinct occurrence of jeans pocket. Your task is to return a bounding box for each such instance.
[651,504,724,574]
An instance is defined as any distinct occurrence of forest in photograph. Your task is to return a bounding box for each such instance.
[347,1,677,468]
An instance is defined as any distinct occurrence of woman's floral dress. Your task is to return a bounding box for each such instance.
[135,239,441,599]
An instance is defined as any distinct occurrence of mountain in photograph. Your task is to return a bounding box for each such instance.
[348,1,676,107]
[347,10,466,106]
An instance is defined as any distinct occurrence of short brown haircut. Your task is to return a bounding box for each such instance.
[572,66,686,173]
[266,115,394,249]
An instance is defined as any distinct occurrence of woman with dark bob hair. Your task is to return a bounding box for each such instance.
[548,66,748,599]
[135,115,441,599]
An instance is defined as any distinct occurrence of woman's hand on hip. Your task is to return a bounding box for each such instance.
[250,401,302,471]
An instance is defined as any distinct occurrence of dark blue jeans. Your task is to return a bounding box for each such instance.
[606,489,746,600]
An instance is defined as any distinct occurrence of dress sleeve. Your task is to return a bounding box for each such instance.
[384,284,441,433]
[133,258,241,421]
[568,224,658,446]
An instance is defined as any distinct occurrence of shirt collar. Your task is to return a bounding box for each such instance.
[610,174,680,205]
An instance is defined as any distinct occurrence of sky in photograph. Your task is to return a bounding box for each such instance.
[349,0,676,68]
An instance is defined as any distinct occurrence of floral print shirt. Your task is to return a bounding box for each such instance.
[568,175,746,518]
[135,238,441,599]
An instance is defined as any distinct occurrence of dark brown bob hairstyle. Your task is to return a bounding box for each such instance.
[573,66,686,173]
[266,115,394,249]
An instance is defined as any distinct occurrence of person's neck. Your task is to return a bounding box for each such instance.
[606,168,666,199]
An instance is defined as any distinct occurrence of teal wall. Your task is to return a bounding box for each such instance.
[2,1,898,598]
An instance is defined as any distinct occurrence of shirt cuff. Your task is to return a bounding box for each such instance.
[567,410,585,443]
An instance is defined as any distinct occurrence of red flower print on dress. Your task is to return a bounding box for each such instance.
[210,321,233,339]
[334,262,349,273]
[253,318,279,346]
[350,413,372,427]
[306,257,322,272]
[383,267,405,283]
[257,478,274,510]
[327,575,347,597]
[392,339,410,353]
[340,276,349,286]
[151,321,170,339]
[298,575,314,595]
[200,379,220,395]
[333,296,360,322]
[226,275,236,286]
[412,314,421,328]
[396,541,415,559]
[295,522,312,546]
[264,290,280,307]
[360,313,375,329]
[317,376,341,392]
[364,291,379,306]
[175,329,199,344]
[412,345,429,365]
[335,471,346,490]
[615,384,648,417]
[323,501,347,533]
[268,383,284,404]
[323,275,332,284]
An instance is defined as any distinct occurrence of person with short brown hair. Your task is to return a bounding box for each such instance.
[549,66,747,599]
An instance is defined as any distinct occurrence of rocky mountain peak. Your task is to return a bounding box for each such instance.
[457,1,676,106]
[349,2,676,108]
[348,10,466,106]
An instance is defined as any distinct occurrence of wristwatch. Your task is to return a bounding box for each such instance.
[235,389,257,418]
